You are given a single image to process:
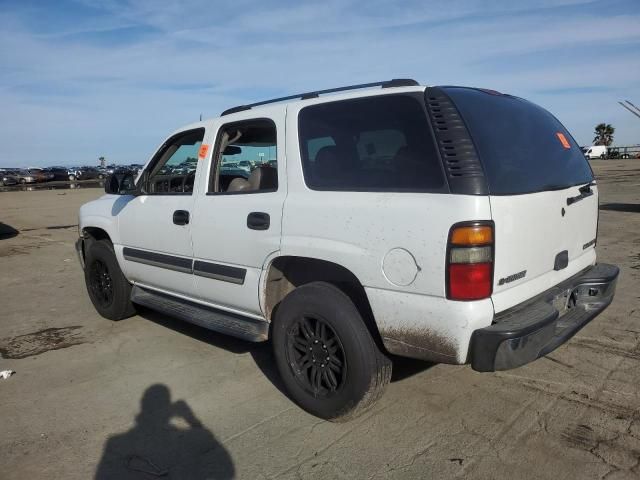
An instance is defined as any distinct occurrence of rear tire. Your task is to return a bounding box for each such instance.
[84,238,136,320]
[272,282,391,421]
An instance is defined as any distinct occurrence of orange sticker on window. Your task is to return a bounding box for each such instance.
[556,132,571,149]
[198,144,209,159]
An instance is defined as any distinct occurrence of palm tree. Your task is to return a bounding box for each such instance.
[593,123,615,146]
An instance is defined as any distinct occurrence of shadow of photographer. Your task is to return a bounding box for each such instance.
[95,384,234,479]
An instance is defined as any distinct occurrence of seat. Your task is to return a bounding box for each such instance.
[227,177,252,192]
[313,146,348,186]
[226,165,277,193]
[392,145,442,189]
[247,165,278,190]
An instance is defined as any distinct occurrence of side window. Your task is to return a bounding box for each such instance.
[146,128,204,195]
[209,119,278,194]
[298,94,446,192]
[307,136,335,162]
[356,130,406,170]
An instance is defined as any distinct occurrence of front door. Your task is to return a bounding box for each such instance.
[116,128,205,297]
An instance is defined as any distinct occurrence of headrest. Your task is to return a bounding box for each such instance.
[248,165,278,190]
[227,177,252,192]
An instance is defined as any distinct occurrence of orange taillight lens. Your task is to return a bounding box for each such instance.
[450,225,493,246]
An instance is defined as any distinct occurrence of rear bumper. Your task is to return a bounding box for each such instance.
[470,263,619,372]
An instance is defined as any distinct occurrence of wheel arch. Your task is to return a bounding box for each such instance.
[83,226,112,242]
[79,225,114,264]
[262,255,383,346]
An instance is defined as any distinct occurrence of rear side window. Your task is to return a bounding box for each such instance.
[298,94,446,192]
[444,87,593,195]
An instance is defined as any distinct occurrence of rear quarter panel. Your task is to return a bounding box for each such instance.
[282,103,494,363]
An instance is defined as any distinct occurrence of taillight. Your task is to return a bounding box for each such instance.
[447,223,494,301]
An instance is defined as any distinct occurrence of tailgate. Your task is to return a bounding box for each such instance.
[490,185,598,313]
[437,87,599,313]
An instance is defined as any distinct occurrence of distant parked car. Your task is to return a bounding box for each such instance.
[1,172,18,186]
[25,168,51,182]
[43,166,79,181]
[114,166,136,175]
[129,164,144,175]
[606,147,621,159]
[11,169,37,184]
[238,160,252,172]
[77,167,106,180]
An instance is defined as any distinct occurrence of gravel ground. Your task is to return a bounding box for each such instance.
[1,159,639,479]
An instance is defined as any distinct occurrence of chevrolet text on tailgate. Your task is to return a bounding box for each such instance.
[77,79,619,420]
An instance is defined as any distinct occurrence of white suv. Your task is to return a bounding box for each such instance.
[77,79,619,420]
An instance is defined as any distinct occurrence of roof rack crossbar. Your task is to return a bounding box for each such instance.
[220,78,419,116]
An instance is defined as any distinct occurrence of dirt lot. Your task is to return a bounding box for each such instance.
[1,160,639,479]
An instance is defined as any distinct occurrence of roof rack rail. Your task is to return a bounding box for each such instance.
[220,78,419,116]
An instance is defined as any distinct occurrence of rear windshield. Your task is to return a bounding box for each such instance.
[443,87,593,195]
[298,94,446,192]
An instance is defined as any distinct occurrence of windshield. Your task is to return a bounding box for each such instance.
[443,87,593,195]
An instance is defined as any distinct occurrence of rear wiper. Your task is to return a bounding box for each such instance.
[567,181,596,206]
[579,182,596,193]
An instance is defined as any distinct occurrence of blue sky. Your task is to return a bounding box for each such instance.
[0,0,639,167]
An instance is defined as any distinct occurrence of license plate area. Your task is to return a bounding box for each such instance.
[551,288,576,317]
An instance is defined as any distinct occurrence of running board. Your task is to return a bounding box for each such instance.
[131,285,269,342]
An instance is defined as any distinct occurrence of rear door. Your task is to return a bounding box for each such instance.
[190,107,286,316]
[444,87,597,312]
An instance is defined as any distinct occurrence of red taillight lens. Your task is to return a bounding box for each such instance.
[447,222,494,301]
[449,263,492,300]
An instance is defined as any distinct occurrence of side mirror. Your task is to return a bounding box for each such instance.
[104,173,137,195]
[105,174,119,194]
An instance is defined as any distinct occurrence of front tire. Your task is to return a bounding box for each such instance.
[84,238,136,320]
[272,282,391,421]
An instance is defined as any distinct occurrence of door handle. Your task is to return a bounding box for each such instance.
[247,212,270,230]
[173,210,190,225]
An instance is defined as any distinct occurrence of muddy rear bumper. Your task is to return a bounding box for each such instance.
[470,263,619,372]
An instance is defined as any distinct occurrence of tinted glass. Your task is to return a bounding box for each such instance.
[444,87,593,195]
[210,119,278,193]
[298,94,446,192]
[147,128,204,194]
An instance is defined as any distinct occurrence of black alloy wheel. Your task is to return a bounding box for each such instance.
[272,281,392,421]
[286,315,346,397]
[88,259,114,308]
[83,238,136,320]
